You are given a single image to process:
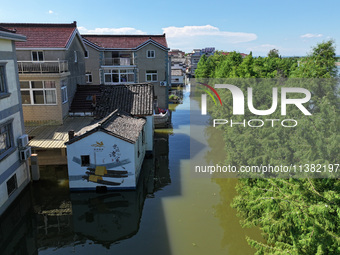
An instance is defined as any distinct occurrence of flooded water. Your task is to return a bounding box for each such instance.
[1,84,262,255]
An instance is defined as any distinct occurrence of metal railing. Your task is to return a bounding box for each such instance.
[103,57,134,66]
[18,60,69,74]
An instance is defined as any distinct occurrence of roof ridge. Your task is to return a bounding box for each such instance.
[0,21,77,28]
[82,33,165,37]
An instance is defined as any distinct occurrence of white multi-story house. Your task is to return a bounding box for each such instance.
[0,27,31,215]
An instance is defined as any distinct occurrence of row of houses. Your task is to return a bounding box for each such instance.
[0,21,170,125]
[0,21,171,213]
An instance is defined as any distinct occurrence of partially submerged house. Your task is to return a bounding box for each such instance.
[81,34,170,109]
[0,22,86,125]
[65,110,146,190]
[70,83,154,152]
[0,27,31,215]
[65,83,154,190]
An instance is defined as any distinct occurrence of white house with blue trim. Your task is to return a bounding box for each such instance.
[0,27,31,215]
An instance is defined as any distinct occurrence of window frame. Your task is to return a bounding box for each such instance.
[86,72,93,84]
[0,64,10,99]
[31,51,44,62]
[103,69,135,84]
[146,70,158,82]
[147,50,155,58]
[6,174,17,197]
[20,80,57,105]
[61,85,68,104]
[0,120,15,162]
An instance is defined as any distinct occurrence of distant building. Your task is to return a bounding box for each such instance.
[169,49,185,58]
[0,27,31,215]
[171,69,184,86]
[0,22,87,125]
[82,34,170,109]
[190,49,202,76]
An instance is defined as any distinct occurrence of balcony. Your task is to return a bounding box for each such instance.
[18,61,69,74]
[103,57,134,66]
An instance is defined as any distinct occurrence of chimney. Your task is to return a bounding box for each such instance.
[68,130,75,141]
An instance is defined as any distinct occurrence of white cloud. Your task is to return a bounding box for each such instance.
[300,33,323,38]
[48,10,53,14]
[161,25,257,52]
[78,26,147,35]
[163,25,257,43]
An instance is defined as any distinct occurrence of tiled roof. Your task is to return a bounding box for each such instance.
[66,110,146,144]
[0,22,77,48]
[0,26,16,33]
[171,69,183,76]
[82,34,168,49]
[95,83,154,118]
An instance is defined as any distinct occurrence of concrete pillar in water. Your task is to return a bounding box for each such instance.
[31,154,40,181]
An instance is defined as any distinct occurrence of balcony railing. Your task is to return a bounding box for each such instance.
[18,60,69,74]
[103,57,134,66]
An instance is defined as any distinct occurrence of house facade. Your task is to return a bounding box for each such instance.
[0,22,86,125]
[0,28,31,215]
[65,111,146,190]
[82,34,170,109]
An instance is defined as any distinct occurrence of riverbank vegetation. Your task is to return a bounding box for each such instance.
[195,40,340,254]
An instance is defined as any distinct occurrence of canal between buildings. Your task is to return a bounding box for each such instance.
[1,84,262,255]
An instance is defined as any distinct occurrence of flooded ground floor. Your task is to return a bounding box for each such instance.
[1,85,262,255]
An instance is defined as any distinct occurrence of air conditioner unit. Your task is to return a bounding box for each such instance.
[20,147,32,161]
[18,134,29,148]
[160,81,167,86]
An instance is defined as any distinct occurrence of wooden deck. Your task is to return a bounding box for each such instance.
[26,117,94,149]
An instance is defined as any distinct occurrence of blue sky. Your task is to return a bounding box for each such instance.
[1,0,339,56]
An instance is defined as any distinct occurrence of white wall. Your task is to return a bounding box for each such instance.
[0,38,29,214]
[145,116,154,152]
[67,130,145,190]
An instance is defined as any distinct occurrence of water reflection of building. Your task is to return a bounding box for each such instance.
[0,126,172,253]
[153,132,171,192]
[70,157,155,248]
[0,188,37,255]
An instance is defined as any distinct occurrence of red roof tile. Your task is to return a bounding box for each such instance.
[0,22,77,48]
[82,34,168,49]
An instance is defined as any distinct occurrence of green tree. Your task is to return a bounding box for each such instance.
[201,40,340,254]
[267,48,280,58]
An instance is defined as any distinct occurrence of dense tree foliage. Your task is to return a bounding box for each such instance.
[196,41,340,254]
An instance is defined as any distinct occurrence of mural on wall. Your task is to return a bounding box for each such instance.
[71,142,132,187]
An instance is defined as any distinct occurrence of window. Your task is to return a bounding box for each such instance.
[146,70,158,82]
[0,120,15,160]
[61,85,68,104]
[86,72,93,83]
[74,51,78,63]
[20,81,57,105]
[0,65,8,95]
[147,50,155,58]
[0,121,13,160]
[32,51,44,61]
[81,155,90,166]
[104,69,135,84]
[85,50,89,58]
[6,174,17,197]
